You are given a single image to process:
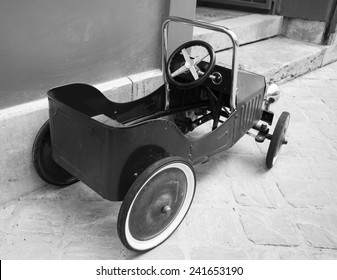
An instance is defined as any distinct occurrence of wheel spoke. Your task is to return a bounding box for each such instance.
[171,65,188,77]
[181,48,192,64]
[193,53,210,66]
[190,66,199,80]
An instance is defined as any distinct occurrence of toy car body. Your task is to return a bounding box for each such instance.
[33,17,290,251]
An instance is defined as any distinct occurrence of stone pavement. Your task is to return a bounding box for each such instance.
[1,62,337,260]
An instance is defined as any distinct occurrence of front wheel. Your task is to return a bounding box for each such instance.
[32,120,78,186]
[117,157,196,252]
[266,112,290,169]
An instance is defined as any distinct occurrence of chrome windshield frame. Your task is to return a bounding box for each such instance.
[162,16,239,112]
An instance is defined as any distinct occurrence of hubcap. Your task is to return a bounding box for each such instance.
[162,205,172,214]
[128,168,187,241]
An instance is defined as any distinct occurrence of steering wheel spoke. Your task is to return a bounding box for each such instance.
[190,66,199,80]
[181,48,192,65]
[166,40,216,89]
[193,53,210,66]
[172,65,188,78]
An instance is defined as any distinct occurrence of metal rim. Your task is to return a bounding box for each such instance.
[119,158,195,251]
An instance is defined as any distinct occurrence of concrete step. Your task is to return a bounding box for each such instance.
[215,37,328,84]
[194,6,335,84]
[194,7,283,51]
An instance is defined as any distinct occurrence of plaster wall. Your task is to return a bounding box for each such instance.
[0,0,169,109]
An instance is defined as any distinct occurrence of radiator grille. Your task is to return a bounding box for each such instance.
[240,92,264,132]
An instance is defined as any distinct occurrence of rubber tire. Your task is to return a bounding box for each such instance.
[266,112,290,169]
[32,120,78,186]
[117,157,196,252]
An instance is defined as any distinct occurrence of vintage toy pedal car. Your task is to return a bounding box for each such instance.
[32,17,290,252]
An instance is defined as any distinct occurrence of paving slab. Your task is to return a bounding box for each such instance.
[238,208,302,247]
[294,211,337,251]
[276,179,334,209]
[231,179,287,209]
[1,62,337,260]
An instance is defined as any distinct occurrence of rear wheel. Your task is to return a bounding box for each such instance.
[117,157,196,252]
[32,120,78,186]
[266,112,290,169]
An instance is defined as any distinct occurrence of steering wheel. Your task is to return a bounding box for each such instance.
[166,40,216,89]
